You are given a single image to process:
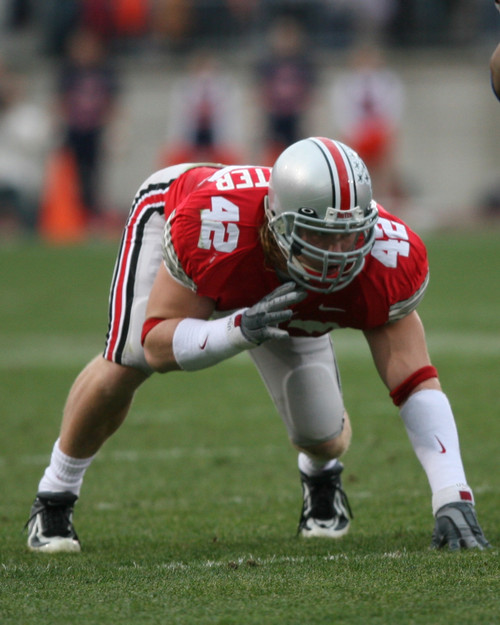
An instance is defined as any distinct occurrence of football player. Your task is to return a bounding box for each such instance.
[25,137,490,552]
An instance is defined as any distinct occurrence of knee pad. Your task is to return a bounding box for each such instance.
[284,363,344,447]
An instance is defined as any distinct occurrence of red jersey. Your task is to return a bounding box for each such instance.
[163,165,429,336]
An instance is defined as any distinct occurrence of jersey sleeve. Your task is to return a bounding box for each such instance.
[163,210,197,291]
[370,207,429,323]
[387,270,429,322]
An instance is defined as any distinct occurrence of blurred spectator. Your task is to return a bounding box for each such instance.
[159,50,243,167]
[0,57,51,234]
[255,16,317,166]
[330,43,405,208]
[54,28,121,226]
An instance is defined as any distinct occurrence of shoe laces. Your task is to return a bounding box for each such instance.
[306,472,353,520]
[25,498,75,538]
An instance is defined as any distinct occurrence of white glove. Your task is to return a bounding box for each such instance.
[239,281,306,345]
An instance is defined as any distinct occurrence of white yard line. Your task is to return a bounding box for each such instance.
[1,330,499,369]
[19,444,283,466]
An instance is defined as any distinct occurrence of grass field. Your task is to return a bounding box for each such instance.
[0,230,499,624]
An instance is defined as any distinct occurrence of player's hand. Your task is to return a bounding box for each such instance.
[431,502,491,551]
[239,281,306,344]
[496,0,500,13]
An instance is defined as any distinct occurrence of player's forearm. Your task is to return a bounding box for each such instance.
[143,313,254,373]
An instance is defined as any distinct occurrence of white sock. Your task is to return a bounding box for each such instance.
[298,452,340,476]
[38,438,96,497]
[400,389,473,514]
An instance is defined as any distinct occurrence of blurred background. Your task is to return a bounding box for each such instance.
[0,0,499,242]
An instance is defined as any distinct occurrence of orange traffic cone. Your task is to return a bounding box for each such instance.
[38,149,88,243]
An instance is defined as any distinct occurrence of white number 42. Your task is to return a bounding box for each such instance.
[198,197,240,252]
[371,217,410,268]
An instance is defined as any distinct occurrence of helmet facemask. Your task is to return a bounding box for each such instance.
[265,198,378,293]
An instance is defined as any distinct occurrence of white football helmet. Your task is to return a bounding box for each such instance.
[265,136,379,293]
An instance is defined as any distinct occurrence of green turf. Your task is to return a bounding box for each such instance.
[0,231,499,624]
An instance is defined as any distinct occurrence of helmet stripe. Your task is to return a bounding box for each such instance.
[335,141,358,208]
[311,137,354,210]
